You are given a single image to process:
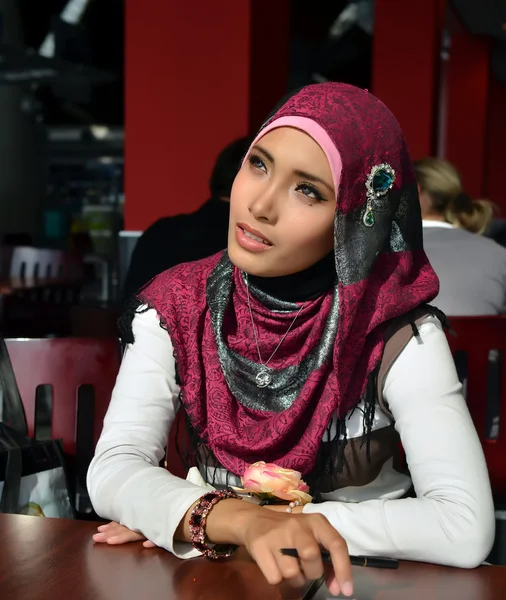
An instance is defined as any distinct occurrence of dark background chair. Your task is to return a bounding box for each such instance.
[446,316,506,565]
[5,337,121,517]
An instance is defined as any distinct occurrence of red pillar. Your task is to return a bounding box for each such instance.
[249,0,290,132]
[372,0,445,159]
[444,34,490,198]
[124,1,289,231]
[484,78,506,214]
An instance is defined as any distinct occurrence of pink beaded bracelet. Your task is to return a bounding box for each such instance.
[188,490,241,560]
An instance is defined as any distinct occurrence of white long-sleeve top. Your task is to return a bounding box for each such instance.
[87,308,495,568]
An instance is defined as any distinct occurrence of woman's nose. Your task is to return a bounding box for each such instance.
[248,186,278,223]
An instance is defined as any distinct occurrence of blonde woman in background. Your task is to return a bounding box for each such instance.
[415,157,506,315]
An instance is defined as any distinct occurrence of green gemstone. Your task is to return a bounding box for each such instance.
[372,169,393,193]
[363,210,375,227]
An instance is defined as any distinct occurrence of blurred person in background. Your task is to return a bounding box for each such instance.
[486,218,506,248]
[415,157,506,315]
[123,136,253,300]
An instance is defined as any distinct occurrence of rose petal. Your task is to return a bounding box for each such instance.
[241,478,265,493]
[271,490,297,501]
[242,462,266,481]
[297,481,310,493]
[241,463,311,504]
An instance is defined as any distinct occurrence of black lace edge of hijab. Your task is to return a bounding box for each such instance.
[117,295,448,501]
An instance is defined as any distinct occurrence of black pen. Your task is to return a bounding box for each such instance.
[280,548,399,569]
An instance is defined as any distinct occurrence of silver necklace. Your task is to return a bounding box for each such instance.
[245,276,307,388]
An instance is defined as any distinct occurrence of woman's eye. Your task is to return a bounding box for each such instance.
[248,154,267,173]
[296,183,325,202]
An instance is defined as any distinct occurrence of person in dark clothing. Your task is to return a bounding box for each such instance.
[487,219,506,248]
[123,136,253,300]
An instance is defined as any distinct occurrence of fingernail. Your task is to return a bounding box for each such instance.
[93,533,105,540]
[329,581,339,596]
[97,525,108,531]
[341,581,354,596]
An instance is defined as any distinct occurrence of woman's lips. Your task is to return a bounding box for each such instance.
[235,224,273,253]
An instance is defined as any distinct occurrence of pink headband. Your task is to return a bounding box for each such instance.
[247,116,343,194]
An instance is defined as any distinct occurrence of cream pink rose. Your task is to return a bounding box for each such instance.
[237,461,312,504]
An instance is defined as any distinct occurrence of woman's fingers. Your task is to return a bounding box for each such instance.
[312,515,353,597]
[96,522,116,532]
[92,522,148,545]
[249,544,283,586]
[327,538,352,597]
[143,540,156,548]
[106,534,133,545]
[295,540,325,582]
[276,553,306,589]
[242,509,352,594]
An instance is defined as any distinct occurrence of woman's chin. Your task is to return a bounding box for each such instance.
[228,244,278,277]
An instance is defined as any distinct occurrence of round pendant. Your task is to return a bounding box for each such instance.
[363,210,375,227]
[255,369,272,388]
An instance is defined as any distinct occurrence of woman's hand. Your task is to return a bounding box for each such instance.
[177,498,352,596]
[92,521,157,548]
[239,509,352,597]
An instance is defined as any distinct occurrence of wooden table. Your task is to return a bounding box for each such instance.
[1,514,505,600]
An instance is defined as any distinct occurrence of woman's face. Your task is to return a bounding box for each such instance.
[228,127,336,277]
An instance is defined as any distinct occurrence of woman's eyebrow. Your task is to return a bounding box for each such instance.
[254,144,334,193]
[254,145,275,163]
[294,169,334,193]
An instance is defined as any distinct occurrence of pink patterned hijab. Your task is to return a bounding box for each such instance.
[137,83,439,478]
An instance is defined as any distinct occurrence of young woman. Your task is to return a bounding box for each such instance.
[88,83,494,598]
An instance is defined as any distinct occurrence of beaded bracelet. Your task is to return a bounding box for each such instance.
[188,490,241,560]
[285,499,303,513]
